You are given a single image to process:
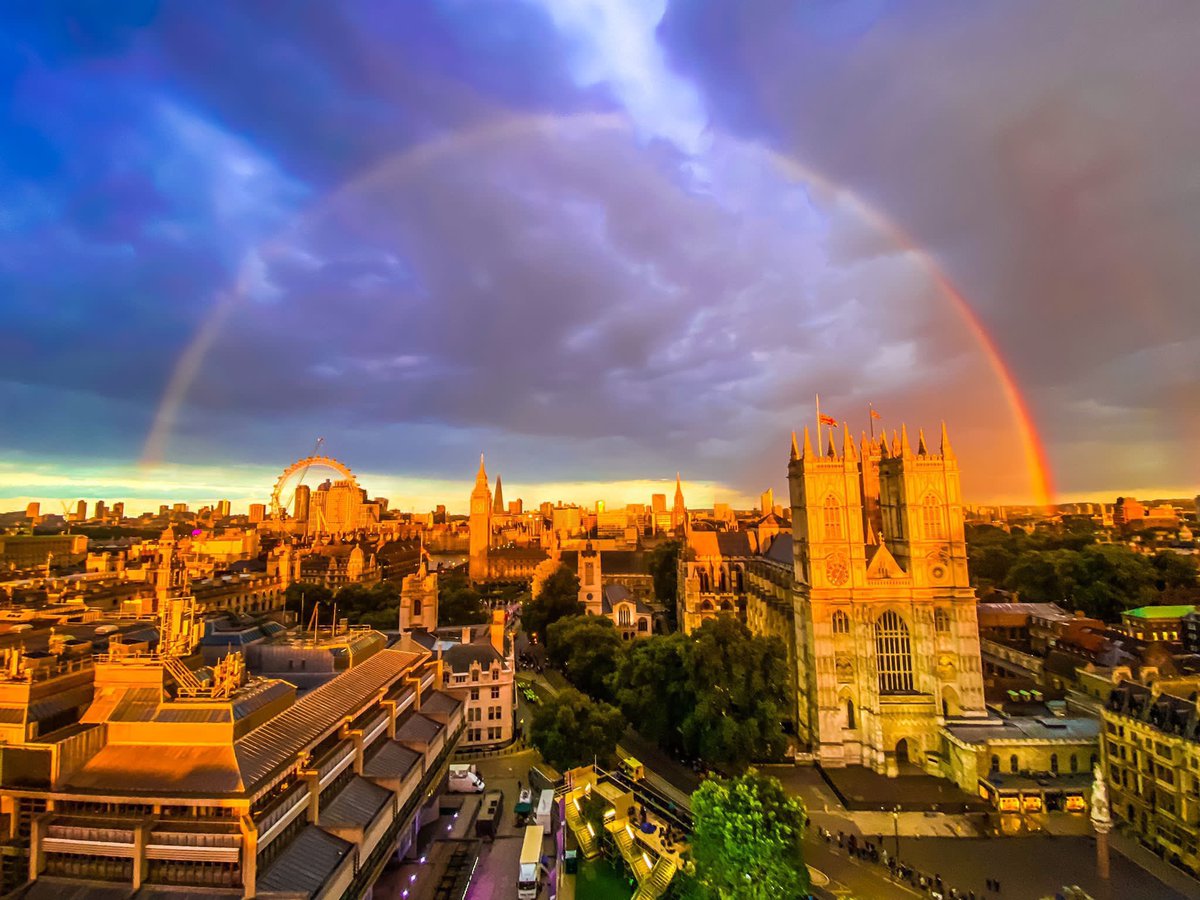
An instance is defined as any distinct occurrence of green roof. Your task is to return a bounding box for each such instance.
[1123,605,1196,619]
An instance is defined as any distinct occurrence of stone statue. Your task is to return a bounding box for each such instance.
[1090,762,1111,828]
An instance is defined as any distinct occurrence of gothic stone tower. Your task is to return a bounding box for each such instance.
[788,422,986,776]
[469,455,492,582]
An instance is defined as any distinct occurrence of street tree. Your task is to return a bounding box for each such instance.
[529,687,626,771]
[688,771,810,900]
[682,617,789,772]
[523,565,582,644]
[613,631,693,752]
[438,575,488,626]
[546,615,626,702]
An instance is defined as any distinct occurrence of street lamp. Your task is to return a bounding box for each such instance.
[892,805,901,861]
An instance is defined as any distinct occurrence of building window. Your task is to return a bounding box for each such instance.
[832,610,850,634]
[1010,754,1019,774]
[935,608,951,633]
[584,562,594,584]
[874,610,914,693]
[845,697,855,730]
[618,606,632,627]
[923,494,947,541]
[990,755,1000,772]
[823,496,843,541]
[491,686,501,699]
[470,688,479,702]
[1050,753,1058,774]
[413,598,422,616]
[1070,754,1078,773]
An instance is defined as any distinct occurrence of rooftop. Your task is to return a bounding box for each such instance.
[1124,605,1196,619]
[944,716,1100,744]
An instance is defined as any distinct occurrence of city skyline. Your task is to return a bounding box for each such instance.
[2,3,1198,509]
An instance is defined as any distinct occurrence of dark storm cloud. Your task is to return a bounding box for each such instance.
[2,0,1195,505]
[658,0,1200,492]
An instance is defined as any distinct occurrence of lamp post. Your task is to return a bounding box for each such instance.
[893,805,901,861]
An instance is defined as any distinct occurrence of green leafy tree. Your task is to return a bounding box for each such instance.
[546,615,626,702]
[438,575,488,626]
[530,687,626,771]
[682,617,789,773]
[284,582,333,620]
[648,539,681,608]
[522,565,583,644]
[1153,551,1199,591]
[614,631,693,752]
[688,771,809,900]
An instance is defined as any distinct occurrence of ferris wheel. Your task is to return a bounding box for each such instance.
[270,440,358,524]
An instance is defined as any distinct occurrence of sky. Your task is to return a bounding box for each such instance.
[1,1,1198,515]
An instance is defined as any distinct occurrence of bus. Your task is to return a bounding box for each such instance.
[517,824,542,899]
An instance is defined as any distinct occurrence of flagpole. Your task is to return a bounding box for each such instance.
[869,402,875,441]
[815,393,822,454]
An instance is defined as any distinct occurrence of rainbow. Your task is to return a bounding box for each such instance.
[142,112,1055,508]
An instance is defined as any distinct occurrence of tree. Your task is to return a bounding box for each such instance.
[614,631,693,752]
[530,687,626,771]
[1153,551,1199,591]
[438,575,487,626]
[688,771,809,900]
[522,565,583,644]
[284,582,333,621]
[648,539,681,606]
[681,617,789,773]
[546,615,626,702]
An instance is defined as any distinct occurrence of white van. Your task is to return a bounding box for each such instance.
[448,763,486,793]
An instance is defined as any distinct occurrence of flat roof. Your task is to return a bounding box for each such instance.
[944,716,1100,744]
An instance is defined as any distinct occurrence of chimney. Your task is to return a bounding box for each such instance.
[461,626,471,644]
[490,609,506,654]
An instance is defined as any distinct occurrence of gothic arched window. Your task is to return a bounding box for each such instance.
[922,494,947,541]
[413,598,422,617]
[845,697,855,730]
[934,608,950,633]
[874,610,914,693]
[618,605,632,627]
[823,495,843,541]
[832,610,851,634]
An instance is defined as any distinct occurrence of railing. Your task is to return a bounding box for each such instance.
[633,855,678,900]
[563,791,599,859]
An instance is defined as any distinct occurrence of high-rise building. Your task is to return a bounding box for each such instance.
[75,499,87,521]
[248,503,266,523]
[469,455,491,581]
[94,500,107,521]
[293,484,311,524]
[112,501,124,520]
[760,488,774,515]
[24,502,39,520]
[173,502,188,514]
[492,475,505,514]
[508,499,523,515]
[651,493,666,514]
[216,498,232,518]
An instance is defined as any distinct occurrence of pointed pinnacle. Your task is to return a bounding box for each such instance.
[900,424,913,458]
[802,426,814,459]
[842,423,857,461]
[940,420,955,458]
[790,431,800,461]
[917,428,928,456]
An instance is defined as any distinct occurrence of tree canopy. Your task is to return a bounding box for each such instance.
[523,565,583,644]
[648,540,681,626]
[529,686,626,771]
[610,618,788,773]
[546,614,626,702]
[687,771,809,900]
[438,574,488,626]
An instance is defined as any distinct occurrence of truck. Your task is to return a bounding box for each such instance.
[476,790,504,840]
[448,763,486,793]
[534,788,555,835]
[517,824,543,900]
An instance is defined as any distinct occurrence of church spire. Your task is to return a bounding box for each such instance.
[940,420,955,459]
[917,428,928,456]
[475,453,488,486]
